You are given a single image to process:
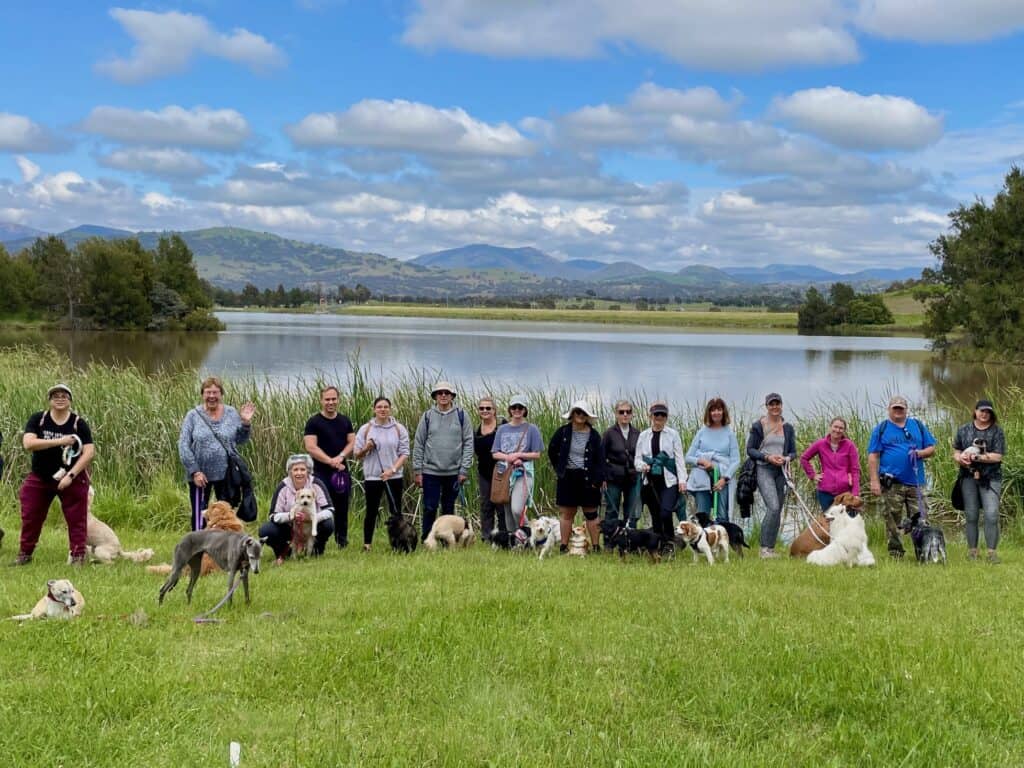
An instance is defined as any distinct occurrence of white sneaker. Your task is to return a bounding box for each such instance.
[759,547,778,559]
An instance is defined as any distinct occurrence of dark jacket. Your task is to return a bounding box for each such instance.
[601,424,639,485]
[746,419,797,468]
[474,419,507,479]
[548,424,606,486]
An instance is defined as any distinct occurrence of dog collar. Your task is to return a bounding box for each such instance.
[47,587,73,607]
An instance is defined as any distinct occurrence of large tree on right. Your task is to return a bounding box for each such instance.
[920,166,1024,355]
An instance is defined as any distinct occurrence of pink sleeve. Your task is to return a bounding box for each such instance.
[799,438,821,480]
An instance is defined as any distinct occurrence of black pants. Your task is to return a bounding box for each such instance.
[364,478,403,545]
[641,476,678,543]
[188,479,239,532]
[258,518,334,559]
[421,474,459,541]
[315,474,350,547]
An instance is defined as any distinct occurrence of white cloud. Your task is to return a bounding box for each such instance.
[627,83,739,119]
[96,8,286,84]
[855,0,1024,43]
[403,0,859,71]
[0,113,63,153]
[81,106,250,150]
[560,105,645,145]
[771,86,943,150]
[892,209,946,226]
[141,191,188,213]
[15,156,40,183]
[100,148,214,178]
[288,99,534,157]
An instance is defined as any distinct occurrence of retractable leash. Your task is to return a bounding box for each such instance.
[711,465,719,522]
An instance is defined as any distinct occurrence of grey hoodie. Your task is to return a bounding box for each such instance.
[412,404,474,476]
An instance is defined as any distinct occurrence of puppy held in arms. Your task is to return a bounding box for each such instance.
[11,579,84,620]
[807,501,875,567]
[289,487,318,558]
[424,515,474,551]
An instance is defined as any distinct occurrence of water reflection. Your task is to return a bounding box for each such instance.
[0,329,219,373]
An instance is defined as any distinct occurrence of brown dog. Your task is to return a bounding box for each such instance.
[789,492,863,558]
[148,501,245,575]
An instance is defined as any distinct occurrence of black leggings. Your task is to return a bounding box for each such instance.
[363,478,403,545]
[641,476,679,543]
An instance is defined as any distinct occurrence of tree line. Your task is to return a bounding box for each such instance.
[797,282,894,331]
[0,234,222,331]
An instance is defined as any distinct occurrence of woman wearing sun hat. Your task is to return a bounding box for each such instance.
[635,400,687,547]
[547,400,606,553]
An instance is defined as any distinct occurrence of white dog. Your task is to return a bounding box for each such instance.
[807,503,875,567]
[424,515,474,551]
[11,579,85,620]
[289,487,319,557]
[676,520,730,565]
[76,486,154,564]
[529,516,561,560]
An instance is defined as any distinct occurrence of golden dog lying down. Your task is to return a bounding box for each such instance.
[11,579,84,620]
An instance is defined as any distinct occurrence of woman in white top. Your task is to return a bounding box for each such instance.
[634,400,687,545]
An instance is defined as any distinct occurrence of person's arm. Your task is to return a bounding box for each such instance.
[304,433,334,467]
[868,452,881,495]
[684,430,702,467]
[271,485,292,523]
[913,420,936,459]
[411,415,426,476]
[979,427,1006,463]
[234,404,254,445]
[341,430,356,461]
[848,443,861,496]
[799,440,819,480]
[546,426,563,467]
[783,424,797,462]
[635,432,650,473]
[459,414,474,479]
[23,430,76,453]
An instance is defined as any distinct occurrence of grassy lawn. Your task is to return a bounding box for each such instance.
[1,523,1021,767]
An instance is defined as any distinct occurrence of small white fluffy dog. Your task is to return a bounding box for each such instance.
[424,515,474,551]
[807,503,875,567]
[11,579,85,620]
[676,520,730,565]
[289,487,319,557]
[81,487,154,564]
[529,516,560,560]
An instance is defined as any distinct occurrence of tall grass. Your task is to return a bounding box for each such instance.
[0,347,1020,534]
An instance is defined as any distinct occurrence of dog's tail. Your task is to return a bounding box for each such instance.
[146,563,173,575]
[10,614,33,621]
[120,548,155,563]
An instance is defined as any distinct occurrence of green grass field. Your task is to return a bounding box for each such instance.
[1,525,1021,767]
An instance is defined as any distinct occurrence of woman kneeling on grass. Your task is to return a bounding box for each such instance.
[354,397,410,552]
[548,400,606,553]
[260,454,335,565]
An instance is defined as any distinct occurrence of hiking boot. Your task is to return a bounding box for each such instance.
[559,544,568,554]
[988,551,1001,565]
[759,547,778,559]
[11,553,32,566]
[967,549,979,561]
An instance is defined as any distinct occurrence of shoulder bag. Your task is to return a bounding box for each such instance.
[195,407,257,522]
[491,428,527,505]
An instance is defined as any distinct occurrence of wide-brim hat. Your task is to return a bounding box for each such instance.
[562,399,596,420]
[431,380,457,398]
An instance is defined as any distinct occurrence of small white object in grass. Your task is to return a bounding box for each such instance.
[229,741,241,767]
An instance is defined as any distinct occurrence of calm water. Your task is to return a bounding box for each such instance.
[5,312,1021,418]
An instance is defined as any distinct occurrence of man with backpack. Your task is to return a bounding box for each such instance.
[14,384,95,565]
[413,381,474,542]
[867,395,936,559]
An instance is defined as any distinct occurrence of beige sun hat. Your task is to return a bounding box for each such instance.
[431,380,457,398]
[562,399,597,420]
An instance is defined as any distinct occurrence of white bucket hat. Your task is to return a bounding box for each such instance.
[431,380,458,398]
[562,399,596,420]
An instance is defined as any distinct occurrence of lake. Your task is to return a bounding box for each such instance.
[4,311,1020,418]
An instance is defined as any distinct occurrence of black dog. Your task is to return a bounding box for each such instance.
[490,526,531,550]
[899,513,947,564]
[386,513,418,553]
[694,514,750,557]
[600,518,662,563]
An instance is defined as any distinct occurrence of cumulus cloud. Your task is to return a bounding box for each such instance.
[627,83,739,119]
[15,156,41,183]
[0,113,65,153]
[771,86,943,150]
[99,147,214,178]
[96,8,286,84]
[81,106,251,150]
[288,99,534,157]
[403,0,859,71]
[855,0,1024,43]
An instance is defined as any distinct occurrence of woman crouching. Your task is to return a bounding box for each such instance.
[259,454,335,565]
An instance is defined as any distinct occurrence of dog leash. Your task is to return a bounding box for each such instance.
[909,450,929,522]
[192,572,244,623]
[783,465,829,547]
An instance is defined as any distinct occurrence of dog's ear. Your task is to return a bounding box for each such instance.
[47,579,56,589]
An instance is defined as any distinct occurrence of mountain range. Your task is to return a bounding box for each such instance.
[0,225,922,299]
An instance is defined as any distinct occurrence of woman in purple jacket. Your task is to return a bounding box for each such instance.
[800,417,860,510]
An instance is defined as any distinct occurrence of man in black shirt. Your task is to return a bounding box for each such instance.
[304,386,355,548]
[15,384,95,565]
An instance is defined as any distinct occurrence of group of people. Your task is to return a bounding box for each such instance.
[7,378,1007,565]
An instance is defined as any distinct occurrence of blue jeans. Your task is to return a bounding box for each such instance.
[962,476,1001,550]
[421,473,459,541]
[691,485,730,523]
[604,478,639,524]
[816,490,836,511]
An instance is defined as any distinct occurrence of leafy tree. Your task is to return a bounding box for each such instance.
[848,295,894,325]
[148,283,189,329]
[829,282,856,324]
[0,245,35,315]
[77,238,154,329]
[919,166,1024,353]
[241,283,261,306]
[154,235,211,308]
[27,236,82,324]
[797,287,832,330]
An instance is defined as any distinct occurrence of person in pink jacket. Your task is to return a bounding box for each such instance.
[800,417,861,510]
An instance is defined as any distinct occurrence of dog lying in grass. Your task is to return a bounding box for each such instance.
[289,487,318,558]
[386,512,418,553]
[807,502,874,567]
[529,516,560,560]
[600,518,661,563]
[147,501,245,576]
[424,515,474,551]
[78,487,154,564]
[11,579,84,620]
[676,520,730,565]
[900,512,947,565]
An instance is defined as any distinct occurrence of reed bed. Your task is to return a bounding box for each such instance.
[0,347,1021,536]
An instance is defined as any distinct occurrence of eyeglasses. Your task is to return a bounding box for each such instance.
[509,404,526,411]
[478,406,493,411]
[617,409,632,415]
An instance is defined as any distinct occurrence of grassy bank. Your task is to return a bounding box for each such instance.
[0,347,1020,532]
[1,534,1022,766]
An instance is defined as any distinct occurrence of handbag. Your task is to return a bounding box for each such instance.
[491,428,527,505]
[196,407,258,521]
[951,474,965,512]
[330,467,351,494]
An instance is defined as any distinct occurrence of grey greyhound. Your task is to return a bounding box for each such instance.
[158,530,264,607]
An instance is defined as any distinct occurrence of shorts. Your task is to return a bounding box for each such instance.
[556,468,601,508]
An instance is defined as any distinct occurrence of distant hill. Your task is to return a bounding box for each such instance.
[413,244,574,278]
[721,263,921,285]
[0,222,48,246]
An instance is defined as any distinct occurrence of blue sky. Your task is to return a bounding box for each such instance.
[1,1,1023,270]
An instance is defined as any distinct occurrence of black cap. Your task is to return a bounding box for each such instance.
[975,399,995,412]
[765,392,782,405]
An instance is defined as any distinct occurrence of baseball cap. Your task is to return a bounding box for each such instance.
[888,395,909,409]
[47,383,73,400]
[649,400,669,416]
[764,393,782,405]
[975,399,994,412]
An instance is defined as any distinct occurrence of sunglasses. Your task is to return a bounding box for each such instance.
[509,404,526,411]
[288,454,311,464]
[435,391,453,396]
[571,410,587,417]
[478,406,493,411]
[617,409,633,415]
